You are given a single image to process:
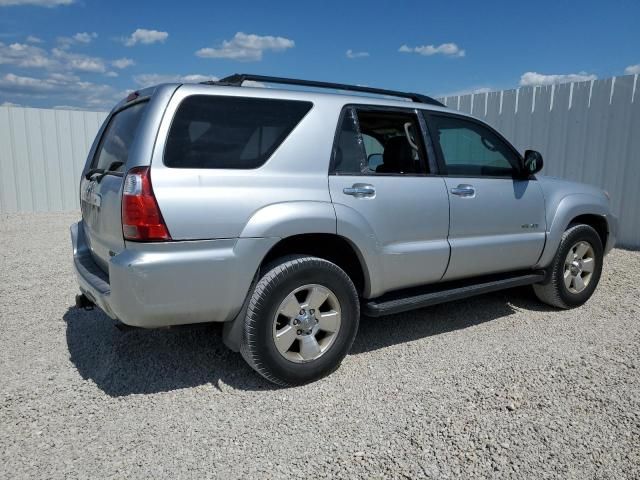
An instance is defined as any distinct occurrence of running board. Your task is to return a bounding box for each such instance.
[363,271,546,317]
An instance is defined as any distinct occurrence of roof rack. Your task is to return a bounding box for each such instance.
[201,73,444,107]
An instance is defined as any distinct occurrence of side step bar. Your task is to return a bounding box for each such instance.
[363,271,546,317]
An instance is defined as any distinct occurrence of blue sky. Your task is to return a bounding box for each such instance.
[1,0,639,110]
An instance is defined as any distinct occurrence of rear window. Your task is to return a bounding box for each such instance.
[164,95,313,169]
[92,101,147,172]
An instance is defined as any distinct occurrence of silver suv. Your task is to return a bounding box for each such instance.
[72,74,617,385]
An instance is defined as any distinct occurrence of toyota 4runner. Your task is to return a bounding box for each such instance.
[72,74,617,385]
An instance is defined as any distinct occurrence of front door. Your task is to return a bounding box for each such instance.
[425,112,546,281]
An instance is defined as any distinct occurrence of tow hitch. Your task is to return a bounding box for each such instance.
[75,293,95,310]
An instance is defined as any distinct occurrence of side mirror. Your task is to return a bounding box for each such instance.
[523,150,544,175]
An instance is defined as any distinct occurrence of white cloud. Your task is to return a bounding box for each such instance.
[0,72,63,92]
[346,49,369,59]
[25,35,42,43]
[124,28,168,46]
[73,32,97,44]
[196,32,294,61]
[438,86,493,97]
[133,73,218,87]
[52,47,106,73]
[180,74,214,83]
[242,80,266,88]
[48,72,79,82]
[111,57,134,69]
[1,101,21,106]
[399,42,465,58]
[0,0,73,6]
[519,71,597,86]
[57,31,97,48]
[0,34,137,109]
[624,64,640,75]
[0,42,56,68]
[52,105,91,110]
[0,41,130,76]
[0,71,116,108]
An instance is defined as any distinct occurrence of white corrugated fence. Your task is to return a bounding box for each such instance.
[0,74,638,247]
[0,107,107,213]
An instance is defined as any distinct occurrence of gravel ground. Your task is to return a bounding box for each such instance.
[1,212,639,479]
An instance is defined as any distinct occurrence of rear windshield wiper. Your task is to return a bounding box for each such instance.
[84,167,104,180]
[95,161,125,183]
[84,162,124,182]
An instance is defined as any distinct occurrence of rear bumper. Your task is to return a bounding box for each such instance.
[71,221,277,328]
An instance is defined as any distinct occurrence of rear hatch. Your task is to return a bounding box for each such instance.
[80,100,148,272]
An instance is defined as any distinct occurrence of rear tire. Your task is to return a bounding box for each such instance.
[240,255,360,386]
[533,224,603,309]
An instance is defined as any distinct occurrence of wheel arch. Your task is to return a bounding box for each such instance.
[259,233,370,296]
[536,194,610,268]
[224,201,374,353]
[223,233,369,353]
[568,214,608,249]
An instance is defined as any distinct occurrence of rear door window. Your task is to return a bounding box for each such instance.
[92,101,147,172]
[164,95,312,169]
[331,107,429,175]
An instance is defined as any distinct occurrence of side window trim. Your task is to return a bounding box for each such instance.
[329,106,365,174]
[329,104,432,176]
[417,109,445,175]
[351,106,368,170]
[423,111,525,179]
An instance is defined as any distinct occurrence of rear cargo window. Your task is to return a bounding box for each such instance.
[164,95,312,169]
[92,101,147,172]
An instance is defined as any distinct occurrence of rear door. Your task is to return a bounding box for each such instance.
[80,100,148,271]
[425,112,546,281]
[329,106,450,296]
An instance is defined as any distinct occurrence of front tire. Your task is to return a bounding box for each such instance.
[533,224,603,309]
[240,255,360,386]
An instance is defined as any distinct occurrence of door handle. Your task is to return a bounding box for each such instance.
[343,184,376,198]
[450,184,475,197]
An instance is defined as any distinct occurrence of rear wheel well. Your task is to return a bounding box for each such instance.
[569,214,608,247]
[260,234,366,295]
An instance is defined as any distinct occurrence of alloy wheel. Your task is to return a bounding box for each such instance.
[272,284,342,363]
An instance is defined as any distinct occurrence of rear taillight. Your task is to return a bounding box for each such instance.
[121,167,171,242]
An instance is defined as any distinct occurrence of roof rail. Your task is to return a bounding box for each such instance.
[201,73,444,107]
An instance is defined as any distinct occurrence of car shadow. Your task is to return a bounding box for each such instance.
[350,286,554,354]
[64,286,553,396]
[63,307,276,396]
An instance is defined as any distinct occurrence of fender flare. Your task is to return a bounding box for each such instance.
[240,200,381,296]
[535,193,610,268]
[239,201,336,238]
